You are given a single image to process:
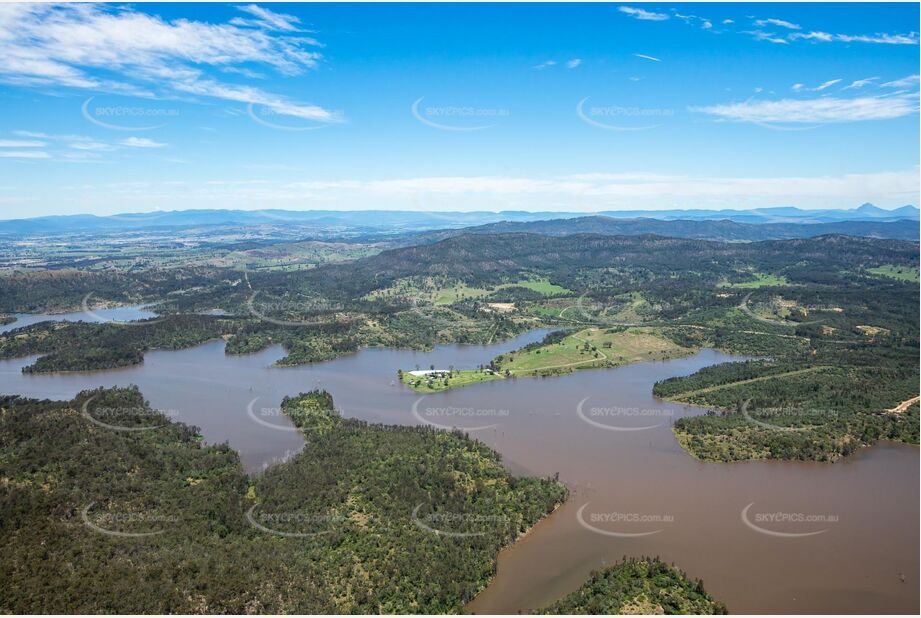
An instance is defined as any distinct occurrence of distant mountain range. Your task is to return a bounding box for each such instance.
[410,215,919,243]
[0,203,916,237]
[598,203,919,224]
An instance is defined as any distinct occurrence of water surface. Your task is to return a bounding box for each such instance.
[0,329,916,614]
[0,305,156,334]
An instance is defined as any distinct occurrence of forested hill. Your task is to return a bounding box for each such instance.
[279,232,919,299]
[405,215,919,244]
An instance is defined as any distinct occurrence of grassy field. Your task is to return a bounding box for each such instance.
[500,328,689,373]
[719,272,789,288]
[400,368,504,392]
[866,265,920,282]
[400,328,692,392]
[433,278,572,304]
[367,276,572,305]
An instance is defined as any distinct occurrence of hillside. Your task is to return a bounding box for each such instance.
[406,215,919,244]
[541,558,727,614]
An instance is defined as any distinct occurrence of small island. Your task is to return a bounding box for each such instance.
[400,327,693,393]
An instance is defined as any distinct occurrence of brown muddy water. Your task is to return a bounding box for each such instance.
[0,321,916,614]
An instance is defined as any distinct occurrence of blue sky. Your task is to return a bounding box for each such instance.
[0,2,918,217]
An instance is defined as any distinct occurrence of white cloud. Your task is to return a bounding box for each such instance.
[0,139,45,147]
[13,130,92,141]
[744,30,789,44]
[691,94,918,123]
[789,30,918,45]
[671,10,713,31]
[69,141,113,151]
[618,6,669,21]
[121,137,166,148]
[43,169,917,212]
[791,83,804,92]
[0,151,50,159]
[566,58,582,69]
[835,32,918,44]
[634,53,661,62]
[881,74,920,88]
[233,4,304,32]
[723,19,734,25]
[534,60,557,70]
[812,79,842,92]
[0,4,340,123]
[790,31,834,42]
[842,77,878,90]
[755,18,801,30]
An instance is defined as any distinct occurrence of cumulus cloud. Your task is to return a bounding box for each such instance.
[0,4,340,122]
[566,58,582,69]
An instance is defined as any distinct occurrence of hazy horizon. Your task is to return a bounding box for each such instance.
[1,201,919,223]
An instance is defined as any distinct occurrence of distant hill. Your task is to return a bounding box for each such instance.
[406,216,919,243]
[0,204,916,237]
[598,203,919,224]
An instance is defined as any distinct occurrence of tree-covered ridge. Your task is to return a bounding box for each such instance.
[541,557,727,615]
[655,360,919,461]
[0,388,565,613]
[0,314,240,372]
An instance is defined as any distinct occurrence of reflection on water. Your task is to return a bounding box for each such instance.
[0,328,916,614]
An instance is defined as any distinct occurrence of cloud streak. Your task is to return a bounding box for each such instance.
[692,94,918,124]
[755,18,801,30]
[789,30,918,45]
[618,6,669,21]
